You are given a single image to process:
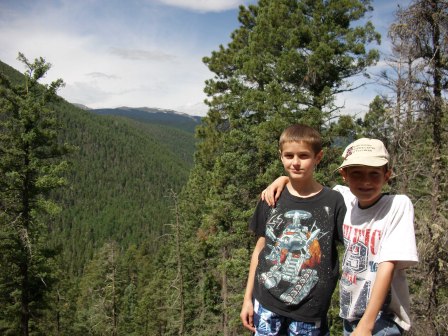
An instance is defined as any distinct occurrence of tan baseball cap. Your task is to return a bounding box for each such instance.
[339,138,389,169]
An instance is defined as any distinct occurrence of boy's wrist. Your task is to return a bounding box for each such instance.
[357,316,375,332]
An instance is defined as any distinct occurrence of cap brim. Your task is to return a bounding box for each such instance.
[338,158,389,169]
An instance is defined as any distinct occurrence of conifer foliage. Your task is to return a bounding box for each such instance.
[178,1,380,334]
[0,1,446,335]
[377,1,448,334]
[0,54,68,335]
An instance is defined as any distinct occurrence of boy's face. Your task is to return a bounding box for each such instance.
[280,141,323,183]
[340,165,391,208]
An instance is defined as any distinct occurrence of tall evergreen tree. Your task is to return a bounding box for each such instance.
[74,241,121,336]
[388,1,448,334]
[178,1,381,334]
[0,53,68,335]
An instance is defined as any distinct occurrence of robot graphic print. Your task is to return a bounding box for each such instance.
[258,208,324,305]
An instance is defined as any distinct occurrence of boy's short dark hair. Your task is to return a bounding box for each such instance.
[279,124,322,154]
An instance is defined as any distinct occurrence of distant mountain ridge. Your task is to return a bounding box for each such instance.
[90,106,202,133]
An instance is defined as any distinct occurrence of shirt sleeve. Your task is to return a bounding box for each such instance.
[378,195,419,269]
[333,184,356,206]
[249,199,271,237]
[334,192,347,243]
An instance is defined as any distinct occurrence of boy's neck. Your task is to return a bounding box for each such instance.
[286,179,322,198]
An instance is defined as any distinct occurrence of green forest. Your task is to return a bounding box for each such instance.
[1,0,447,335]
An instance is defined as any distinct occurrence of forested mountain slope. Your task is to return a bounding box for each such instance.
[91,106,202,133]
[53,104,198,274]
[0,60,199,275]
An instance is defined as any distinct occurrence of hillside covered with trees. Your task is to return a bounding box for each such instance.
[1,0,447,335]
[0,57,199,334]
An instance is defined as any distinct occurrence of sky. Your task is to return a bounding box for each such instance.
[0,0,409,117]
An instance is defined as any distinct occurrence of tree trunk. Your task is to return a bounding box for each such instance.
[21,157,31,336]
[428,2,444,328]
[172,191,185,336]
[221,246,229,336]
[20,259,29,336]
[111,248,118,336]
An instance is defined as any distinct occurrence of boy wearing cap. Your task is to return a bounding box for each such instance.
[262,138,418,336]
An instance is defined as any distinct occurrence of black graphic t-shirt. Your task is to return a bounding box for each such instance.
[250,186,346,322]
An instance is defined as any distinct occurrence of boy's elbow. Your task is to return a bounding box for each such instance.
[378,261,397,276]
[379,260,397,268]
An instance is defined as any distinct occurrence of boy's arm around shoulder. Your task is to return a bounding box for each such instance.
[261,176,289,207]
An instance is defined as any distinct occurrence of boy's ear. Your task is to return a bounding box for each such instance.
[339,168,347,182]
[316,150,323,163]
[385,169,392,182]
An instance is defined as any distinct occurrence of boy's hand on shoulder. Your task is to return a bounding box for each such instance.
[240,299,256,332]
[261,176,288,207]
[261,187,276,207]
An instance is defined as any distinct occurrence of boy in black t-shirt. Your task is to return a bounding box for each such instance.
[240,124,346,335]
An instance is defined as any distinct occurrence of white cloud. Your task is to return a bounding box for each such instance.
[154,0,246,12]
[109,47,177,62]
[0,0,215,115]
[175,101,208,117]
[0,0,407,117]
[86,72,119,80]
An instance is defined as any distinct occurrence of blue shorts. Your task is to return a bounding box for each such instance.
[253,299,329,336]
[343,313,403,336]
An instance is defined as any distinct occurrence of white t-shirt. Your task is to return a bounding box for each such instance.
[333,185,418,331]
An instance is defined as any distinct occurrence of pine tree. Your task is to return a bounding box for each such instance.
[0,53,68,335]
[74,241,121,336]
[388,1,448,334]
